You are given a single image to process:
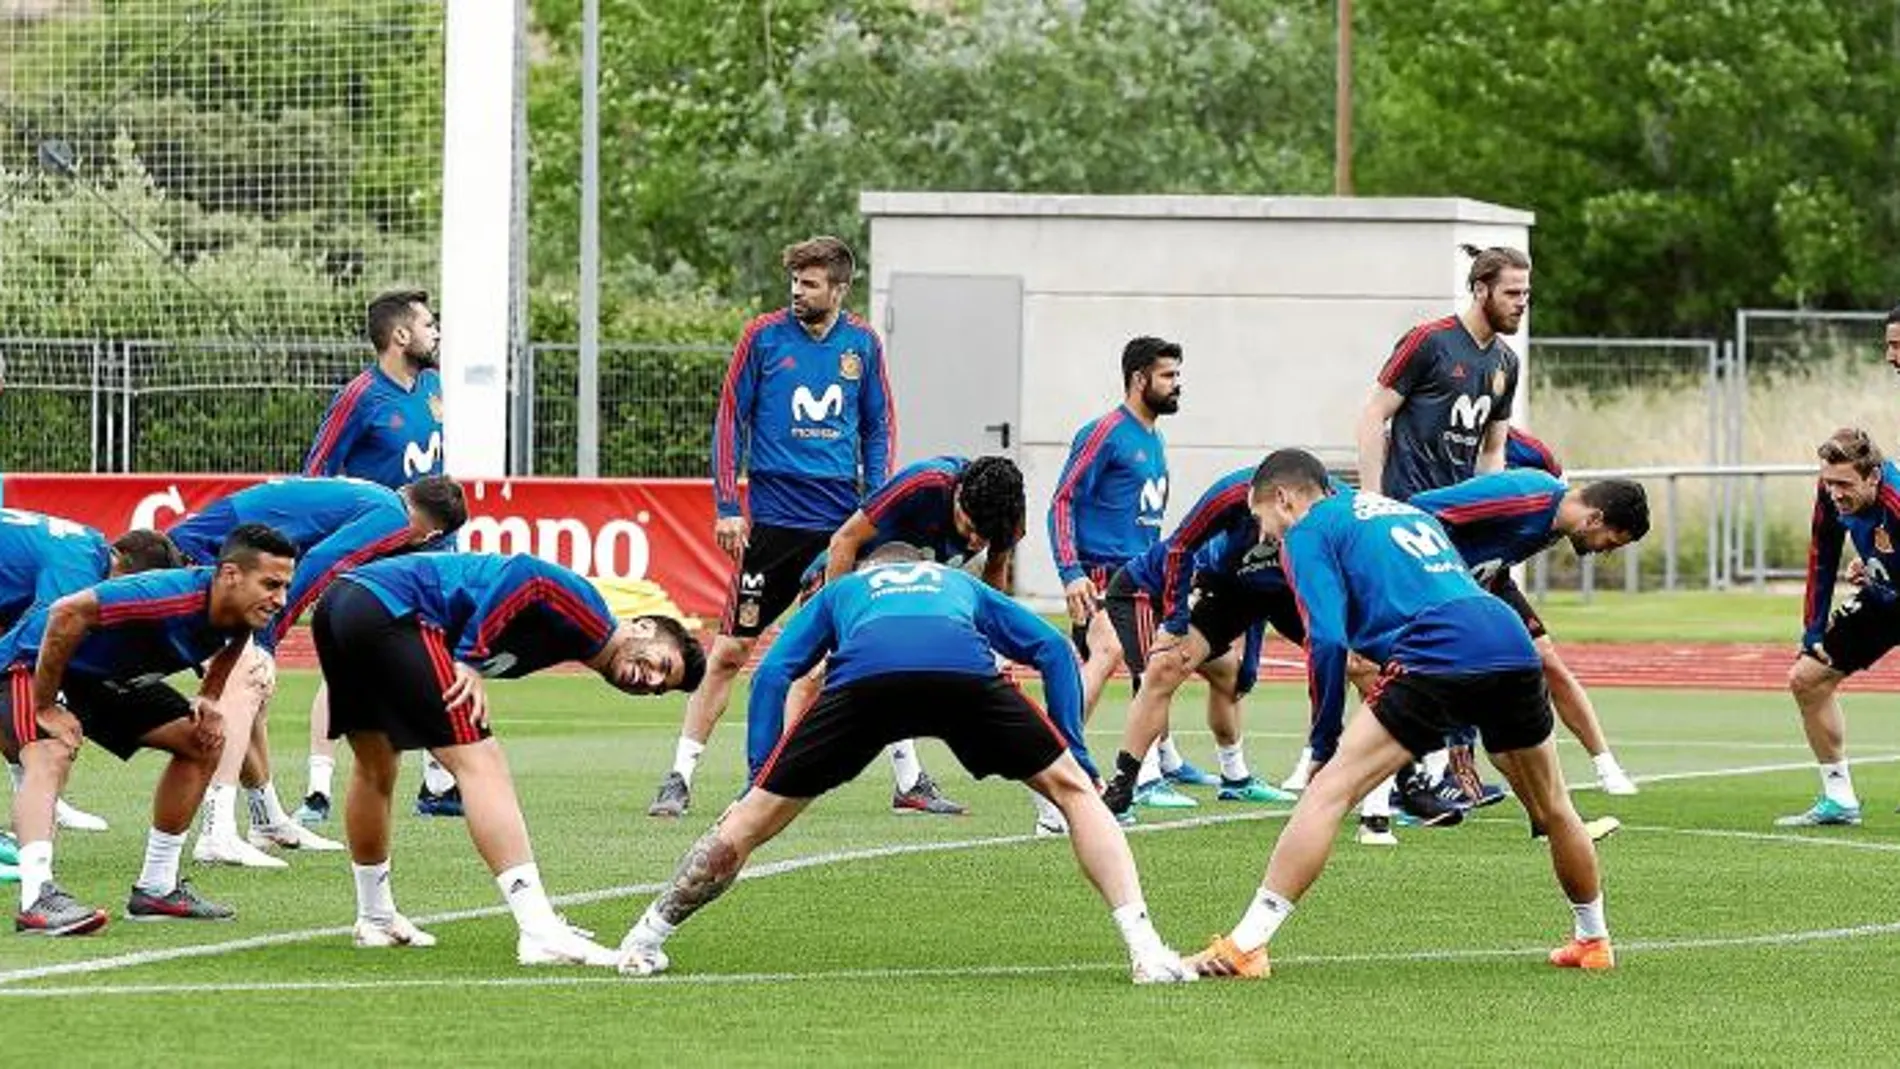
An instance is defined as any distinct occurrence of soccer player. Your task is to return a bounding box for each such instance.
[300,288,459,818]
[1779,428,1900,826]
[4,524,296,935]
[1340,243,1529,809]
[2,508,183,832]
[1183,451,1614,978]
[1047,336,1211,805]
[1096,467,1300,818]
[166,475,468,864]
[648,235,941,819]
[1413,452,1647,799]
[615,545,1194,984]
[310,551,705,963]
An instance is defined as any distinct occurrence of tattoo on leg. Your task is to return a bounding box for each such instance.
[654,832,741,926]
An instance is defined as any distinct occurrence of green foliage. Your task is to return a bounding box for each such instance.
[1356,0,1900,334]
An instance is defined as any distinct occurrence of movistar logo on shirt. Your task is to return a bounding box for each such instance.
[790,385,845,440]
[1139,476,1169,516]
[864,561,944,596]
[403,431,444,477]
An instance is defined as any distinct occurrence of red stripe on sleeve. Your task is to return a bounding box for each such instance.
[305,373,374,475]
[98,591,206,626]
[1376,316,1455,388]
[714,312,781,502]
[1432,492,1559,527]
[863,470,955,524]
[1052,410,1125,569]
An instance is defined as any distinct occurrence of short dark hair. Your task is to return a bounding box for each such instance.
[112,529,184,573]
[637,615,706,693]
[1819,427,1884,478]
[367,288,430,352]
[1579,480,1650,541]
[1458,244,1532,290]
[1121,336,1183,390]
[1886,303,1900,328]
[956,456,1025,553]
[861,541,928,567]
[405,475,468,532]
[1250,448,1331,498]
[781,236,855,285]
[217,523,298,569]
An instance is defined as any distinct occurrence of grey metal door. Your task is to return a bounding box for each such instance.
[883,273,1023,464]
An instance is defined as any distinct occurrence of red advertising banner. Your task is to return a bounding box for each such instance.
[0,474,735,618]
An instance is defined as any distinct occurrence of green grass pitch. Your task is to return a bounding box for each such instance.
[5,671,1900,1066]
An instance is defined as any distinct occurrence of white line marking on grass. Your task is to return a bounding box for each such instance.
[0,808,1285,988]
[7,919,1900,998]
[7,754,1897,989]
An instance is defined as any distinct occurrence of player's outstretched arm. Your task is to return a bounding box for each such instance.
[974,585,1097,780]
[744,589,837,779]
[1803,481,1848,652]
[30,590,100,716]
[1354,387,1404,497]
[1282,526,1352,763]
[1478,420,1510,474]
[823,511,877,585]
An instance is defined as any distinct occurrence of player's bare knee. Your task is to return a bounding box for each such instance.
[1788,657,1835,701]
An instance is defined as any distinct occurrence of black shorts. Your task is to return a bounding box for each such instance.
[0,664,192,762]
[313,579,491,751]
[721,524,834,639]
[1068,564,1117,660]
[1487,572,1548,640]
[1189,574,1306,654]
[1103,569,1158,679]
[1813,590,1900,675]
[1369,666,1553,759]
[754,672,1069,798]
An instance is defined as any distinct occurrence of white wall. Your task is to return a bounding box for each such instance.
[861,193,1534,608]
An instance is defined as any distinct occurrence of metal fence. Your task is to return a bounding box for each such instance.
[0,336,728,479]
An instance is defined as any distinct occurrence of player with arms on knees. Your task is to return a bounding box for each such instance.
[1047,337,1213,810]
[1095,466,1301,821]
[1312,244,1528,809]
[312,552,704,963]
[1412,440,1645,799]
[1779,428,1900,827]
[616,544,1193,984]
[1185,451,1614,978]
[300,287,459,820]
[1,508,182,832]
[647,236,946,819]
[166,475,467,864]
[4,524,295,935]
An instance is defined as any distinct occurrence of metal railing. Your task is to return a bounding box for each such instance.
[1530,462,1817,599]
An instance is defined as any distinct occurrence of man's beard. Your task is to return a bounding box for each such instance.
[410,342,439,369]
[793,302,830,325]
[1146,389,1180,415]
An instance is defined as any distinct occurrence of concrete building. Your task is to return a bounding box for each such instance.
[859,191,1534,608]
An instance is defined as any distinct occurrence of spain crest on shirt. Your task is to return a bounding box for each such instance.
[839,351,863,381]
[1876,527,1893,555]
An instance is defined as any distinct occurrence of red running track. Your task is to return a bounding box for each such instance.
[270,629,1900,692]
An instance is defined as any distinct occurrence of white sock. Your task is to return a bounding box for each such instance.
[6,762,22,794]
[498,862,563,935]
[1422,749,1450,782]
[1111,900,1165,956]
[421,754,456,795]
[1572,895,1609,940]
[1215,743,1249,783]
[1230,886,1294,953]
[1820,762,1858,807]
[18,840,52,909]
[1360,776,1396,818]
[1591,752,1625,779]
[136,827,185,896]
[1136,744,1162,788]
[632,902,677,947]
[1156,736,1184,774]
[353,860,396,923]
[307,755,335,800]
[671,736,707,785]
[200,783,239,840]
[246,781,293,829]
[889,741,923,793]
[1031,790,1065,827]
